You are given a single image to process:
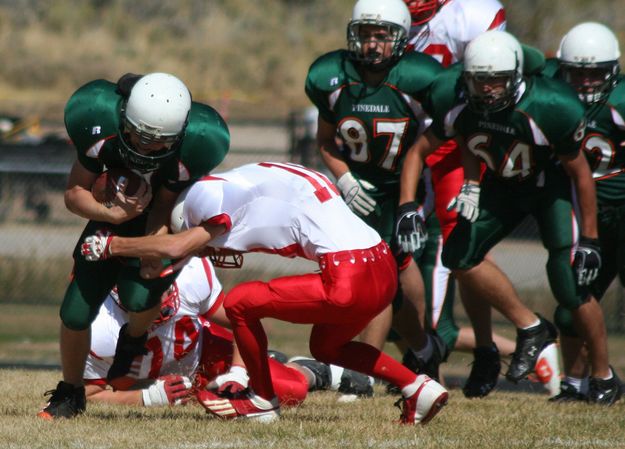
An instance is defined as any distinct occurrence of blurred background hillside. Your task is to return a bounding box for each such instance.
[0,0,623,122]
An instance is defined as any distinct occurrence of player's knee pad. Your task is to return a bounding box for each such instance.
[121,294,161,313]
[59,305,96,331]
[546,247,587,310]
[553,305,579,338]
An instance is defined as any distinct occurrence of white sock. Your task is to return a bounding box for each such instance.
[521,318,541,330]
[564,376,584,392]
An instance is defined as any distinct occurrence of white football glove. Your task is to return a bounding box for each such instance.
[336,171,377,217]
[81,230,115,261]
[206,365,249,394]
[447,183,481,223]
[142,375,193,407]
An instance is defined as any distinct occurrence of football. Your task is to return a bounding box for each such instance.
[91,167,148,205]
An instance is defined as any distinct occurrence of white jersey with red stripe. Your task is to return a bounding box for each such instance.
[179,162,381,260]
[84,256,223,382]
[407,0,506,67]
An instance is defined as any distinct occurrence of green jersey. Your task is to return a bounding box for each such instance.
[427,66,586,187]
[64,79,230,192]
[305,50,442,195]
[544,58,625,204]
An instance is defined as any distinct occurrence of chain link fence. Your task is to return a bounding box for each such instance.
[1,115,623,333]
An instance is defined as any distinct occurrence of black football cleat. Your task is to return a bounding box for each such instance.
[402,331,449,382]
[38,381,86,420]
[588,369,622,405]
[463,343,501,398]
[548,380,587,403]
[506,315,557,383]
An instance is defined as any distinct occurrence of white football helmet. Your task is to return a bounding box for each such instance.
[347,0,411,69]
[463,30,524,113]
[557,22,621,104]
[119,72,192,172]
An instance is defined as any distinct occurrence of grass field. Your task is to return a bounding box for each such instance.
[3,369,625,449]
[1,304,625,448]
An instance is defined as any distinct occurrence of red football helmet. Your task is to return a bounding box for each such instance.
[404,0,447,26]
[155,283,181,326]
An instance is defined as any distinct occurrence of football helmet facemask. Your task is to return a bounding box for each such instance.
[118,72,192,173]
[463,30,524,114]
[347,0,411,70]
[403,0,447,26]
[557,22,621,105]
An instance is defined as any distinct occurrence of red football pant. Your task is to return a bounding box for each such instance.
[199,324,308,406]
[224,242,419,400]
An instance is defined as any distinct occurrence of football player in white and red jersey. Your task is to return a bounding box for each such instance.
[399,0,520,398]
[80,162,449,425]
[82,256,312,407]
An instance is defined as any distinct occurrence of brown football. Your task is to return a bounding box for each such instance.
[91,168,147,204]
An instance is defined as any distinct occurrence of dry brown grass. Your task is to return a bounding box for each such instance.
[1,303,625,448]
[2,368,625,449]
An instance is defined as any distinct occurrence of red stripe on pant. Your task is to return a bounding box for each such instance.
[224,241,419,400]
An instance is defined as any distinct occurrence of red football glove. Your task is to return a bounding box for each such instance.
[81,230,115,261]
[142,375,193,407]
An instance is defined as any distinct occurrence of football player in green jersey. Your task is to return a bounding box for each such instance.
[399,30,615,402]
[38,73,230,419]
[544,22,623,404]
[306,0,447,378]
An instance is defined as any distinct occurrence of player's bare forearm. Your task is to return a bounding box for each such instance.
[146,186,179,236]
[65,160,121,223]
[110,225,221,260]
[85,384,142,406]
[560,151,598,238]
[317,116,349,179]
[399,131,440,205]
[460,139,481,185]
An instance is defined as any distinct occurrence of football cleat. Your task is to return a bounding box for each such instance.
[288,357,332,390]
[267,350,289,364]
[332,365,374,398]
[197,389,280,422]
[548,380,587,403]
[402,331,449,382]
[288,357,374,397]
[396,374,448,425]
[107,323,148,390]
[463,343,501,398]
[506,315,557,383]
[37,381,86,420]
[588,368,622,405]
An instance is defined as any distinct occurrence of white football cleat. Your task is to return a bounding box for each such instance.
[397,374,448,425]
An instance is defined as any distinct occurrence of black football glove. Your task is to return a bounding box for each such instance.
[395,201,428,256]
[573,236,602,286]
